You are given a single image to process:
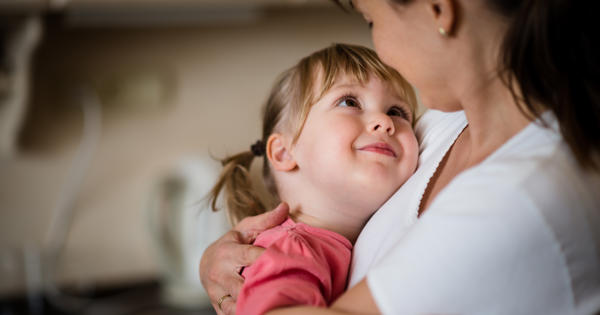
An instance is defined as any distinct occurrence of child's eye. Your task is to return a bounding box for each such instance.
[368,21,373,29]
[387,106,410,120]
[337,96,361,108]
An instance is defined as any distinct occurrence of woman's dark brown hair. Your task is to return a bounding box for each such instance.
[495,0,600,170]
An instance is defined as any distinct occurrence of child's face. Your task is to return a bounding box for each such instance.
[291,74,419,214]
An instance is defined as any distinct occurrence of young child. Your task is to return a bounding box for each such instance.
[208,43,419,315]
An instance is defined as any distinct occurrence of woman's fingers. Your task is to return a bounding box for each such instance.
[200,230,267,310]
[218,294,236,315]
[235,243,267,271]
[200,203,289,313]
[235,202,289,243]
[200,231,238,305]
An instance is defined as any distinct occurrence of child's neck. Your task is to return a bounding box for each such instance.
[287,206,367,244]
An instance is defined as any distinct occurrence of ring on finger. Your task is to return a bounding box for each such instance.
[217,294,232,311]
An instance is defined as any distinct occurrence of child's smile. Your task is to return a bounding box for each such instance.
[289,74,419,219]
[357,141,397,158]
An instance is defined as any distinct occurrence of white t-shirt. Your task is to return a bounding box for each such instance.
[350,110,600,315]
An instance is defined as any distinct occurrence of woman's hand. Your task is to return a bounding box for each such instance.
[199,202,289,315]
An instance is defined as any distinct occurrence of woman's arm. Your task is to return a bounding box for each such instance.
[199,203,289,314]
[266,280,381,315]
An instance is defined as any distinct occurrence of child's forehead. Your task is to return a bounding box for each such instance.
[330,73,363,86]
[324,72,401,97]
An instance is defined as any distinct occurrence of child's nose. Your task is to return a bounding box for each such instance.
[368,113,395,136]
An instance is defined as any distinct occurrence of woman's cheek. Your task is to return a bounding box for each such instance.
[371,31,391,65]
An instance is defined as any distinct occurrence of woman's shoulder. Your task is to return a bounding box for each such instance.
[421,121,600,313]
[443,112,600,217]
[369,163,600,314]
[434,114,600,226]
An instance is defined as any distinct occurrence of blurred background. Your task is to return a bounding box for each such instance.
[0,0,370,314]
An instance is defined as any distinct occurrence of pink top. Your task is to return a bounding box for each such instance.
[236,217,353,315]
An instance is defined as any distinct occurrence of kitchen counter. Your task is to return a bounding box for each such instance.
[0,279,216,315]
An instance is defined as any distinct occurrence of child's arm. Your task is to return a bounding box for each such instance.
[238,264,327,314]
[238,228,349,315]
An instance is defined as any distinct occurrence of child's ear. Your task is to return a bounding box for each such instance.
[266,133,297,172]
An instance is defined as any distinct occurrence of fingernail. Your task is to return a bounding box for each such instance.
[241,230,258,240]
[275,202,288,212]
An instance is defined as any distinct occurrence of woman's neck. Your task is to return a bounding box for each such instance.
[458,75,532,167]
[447,13,532,166]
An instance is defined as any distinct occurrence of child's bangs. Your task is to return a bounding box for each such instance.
[289,44,418,141]
[315,45,418,122]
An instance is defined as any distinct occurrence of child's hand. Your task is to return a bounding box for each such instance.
[200,202,289,315]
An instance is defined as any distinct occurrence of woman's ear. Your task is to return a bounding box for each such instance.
[428,0,456,36]
[266,133,297,172]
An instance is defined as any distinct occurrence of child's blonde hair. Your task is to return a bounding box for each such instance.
[209,43,418,225]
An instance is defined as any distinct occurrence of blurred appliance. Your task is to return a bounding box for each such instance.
[146,157,230,308]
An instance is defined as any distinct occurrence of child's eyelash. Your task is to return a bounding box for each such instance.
[335,94,411,121]
[340,93,358,101]
[336,94,361,108]
[388,106,410,120]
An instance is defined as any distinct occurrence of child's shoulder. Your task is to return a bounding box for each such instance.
[253,217,352,253]
[244,217,352,286]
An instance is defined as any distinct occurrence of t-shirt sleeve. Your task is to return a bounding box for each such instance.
[366,182,571,315]
[236,232,333,315]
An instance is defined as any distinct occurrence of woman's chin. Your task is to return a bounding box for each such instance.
[420,93,462,112]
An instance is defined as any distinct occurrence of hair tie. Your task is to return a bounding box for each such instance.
[250,140,265,157]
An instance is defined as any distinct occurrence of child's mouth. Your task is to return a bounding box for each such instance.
[358,142,397,158]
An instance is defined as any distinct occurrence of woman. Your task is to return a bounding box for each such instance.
[200,0,600,314]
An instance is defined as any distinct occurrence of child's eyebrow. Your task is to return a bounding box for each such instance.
[330,82,361,90]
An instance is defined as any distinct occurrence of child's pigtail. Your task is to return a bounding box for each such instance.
[208,141,267,226]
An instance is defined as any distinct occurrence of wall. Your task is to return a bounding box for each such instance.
[0,6,371,295]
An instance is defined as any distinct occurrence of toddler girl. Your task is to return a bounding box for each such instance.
[208,43,419,315]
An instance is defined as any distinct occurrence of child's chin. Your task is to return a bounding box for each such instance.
[352,183,400,208]
[357,165,402,185]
